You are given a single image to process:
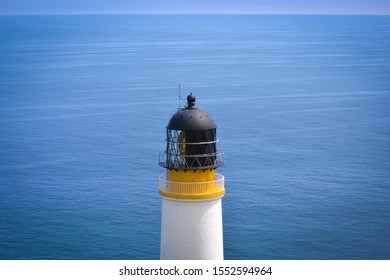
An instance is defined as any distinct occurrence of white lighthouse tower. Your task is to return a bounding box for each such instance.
[158,93,225,260]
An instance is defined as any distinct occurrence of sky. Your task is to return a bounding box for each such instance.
[1,0,390,15]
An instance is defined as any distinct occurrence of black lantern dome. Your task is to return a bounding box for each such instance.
[159,93,224,170]
[167,94,217,131]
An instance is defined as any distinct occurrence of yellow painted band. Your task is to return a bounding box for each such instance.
[159,187,225,200]
[167,169,216,182]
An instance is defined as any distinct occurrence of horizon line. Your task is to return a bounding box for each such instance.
[1,12,390,16]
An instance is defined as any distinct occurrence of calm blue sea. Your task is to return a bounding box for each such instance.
[0,15,389,260]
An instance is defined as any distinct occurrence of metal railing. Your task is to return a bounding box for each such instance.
[159,174,225,195]
[159,150,224,169]
[166,139,219,145]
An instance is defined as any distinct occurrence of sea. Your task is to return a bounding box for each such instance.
[0,15,389,260]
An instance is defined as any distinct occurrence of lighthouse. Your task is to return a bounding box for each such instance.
[158,93,225,260]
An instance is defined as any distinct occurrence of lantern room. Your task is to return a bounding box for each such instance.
[159,93,224,170]
[158,93,225,200]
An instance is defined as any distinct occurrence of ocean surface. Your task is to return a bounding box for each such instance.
[0,15,389,260]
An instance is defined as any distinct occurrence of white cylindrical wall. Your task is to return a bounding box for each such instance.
[160,197,224,260]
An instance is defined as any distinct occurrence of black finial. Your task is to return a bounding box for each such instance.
[187,92,196,108]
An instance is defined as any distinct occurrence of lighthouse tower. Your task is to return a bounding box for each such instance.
[158,93,225,260]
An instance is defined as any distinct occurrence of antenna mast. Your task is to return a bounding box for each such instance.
[178,84,182,108]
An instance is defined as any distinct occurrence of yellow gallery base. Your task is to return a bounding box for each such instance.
[160,169,225,200]
[159,186,225,200]
[167,169,216,182]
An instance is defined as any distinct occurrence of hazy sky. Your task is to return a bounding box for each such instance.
[1,0,390,15]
